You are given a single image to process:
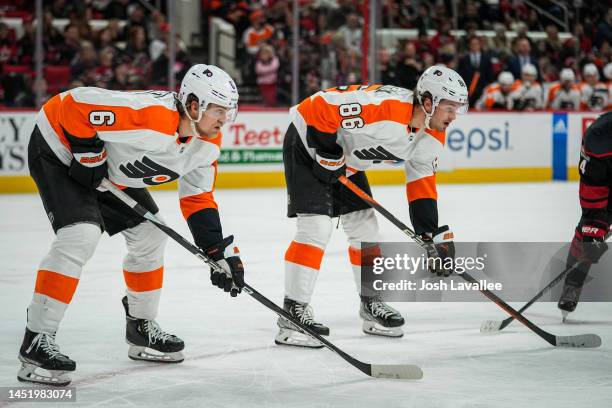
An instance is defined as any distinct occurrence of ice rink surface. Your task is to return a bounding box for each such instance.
[1,181,611,408]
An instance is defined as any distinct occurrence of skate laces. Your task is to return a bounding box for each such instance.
[293,302,315,325]
[144,320,173,344]
[26,333,62,358]
[368,298,397,319]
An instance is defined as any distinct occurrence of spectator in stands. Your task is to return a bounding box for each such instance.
[507,37,538,80]
[124,25,151,80]
[509,63,544,111]
[105,0,130,20]
[336,12,362,57]
[0,22,17,65]
[123,4,148,42]
[525,9,543,31]
[546,68,581,111]
[489,23,512,63]
[539,24,563,67]
[393,40,423,90]
[95,27,117,52]
[43,10,64,47]
[477,71,517,110]
[458,35,494,107]
[255,44,280,106]
[70,40,98,85]
[429,20,455,58]
[243,10,274,56]
[414,29,433,58]
[16,15,35,65]
[413,3,433,32]
[595,8,612,48]
[458,1,484,30]
[57,23,81,64]
[49,0,71,19]
[327,0,356,29]
[95,47,115,88]
[578,63,609,111]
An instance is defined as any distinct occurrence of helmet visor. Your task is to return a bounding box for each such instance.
[204,103,238,123]
[438,99,469,115]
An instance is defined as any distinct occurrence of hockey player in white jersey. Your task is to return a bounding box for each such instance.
[18,64,246,386]
[578,63,609,111]
[509,63,544,111]
[276,66,468,347]
[546,68,581,110]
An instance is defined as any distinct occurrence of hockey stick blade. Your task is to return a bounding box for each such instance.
[370,364,423,380]
[555,333,602,348]
[480,319,503,333]
[101,179,423,380]
[338,176,603,349]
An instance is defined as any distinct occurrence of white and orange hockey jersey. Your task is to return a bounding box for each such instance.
[289,84,445,222]
[36,87,221,227]
[508,80,544,110]
[476,82,520,110]
[546,83,581,110]
[578,81,609,111]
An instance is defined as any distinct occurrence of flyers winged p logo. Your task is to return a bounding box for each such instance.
[119,156,180,185]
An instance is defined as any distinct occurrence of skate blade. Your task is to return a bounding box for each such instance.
[362,320,404,338]
[17,362,71,387]
[561,310,569,323]
[274,328,323,348]
[128,346,184,363]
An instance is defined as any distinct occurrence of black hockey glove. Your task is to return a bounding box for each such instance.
[68,140,108,189]
[421,225,455,277]
[312,150,346,184]
[204,235,245,297]
[569,221,609,265]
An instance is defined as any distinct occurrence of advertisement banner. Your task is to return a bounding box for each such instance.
[0,112,36,176]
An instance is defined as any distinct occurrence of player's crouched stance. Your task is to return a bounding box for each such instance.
[276,66,468,347]
[18,64,245,386]
[558,112,612,321]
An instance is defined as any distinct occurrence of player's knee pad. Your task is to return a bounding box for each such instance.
[122,219,167,271]
[39,222,102,274]
[342,209,380,246]
[295,214,333,248]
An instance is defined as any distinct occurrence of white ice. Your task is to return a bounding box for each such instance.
[1,182,611,408]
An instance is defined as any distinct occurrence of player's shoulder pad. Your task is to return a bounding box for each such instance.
[584,111,612,156]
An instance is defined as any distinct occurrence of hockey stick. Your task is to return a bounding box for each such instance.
[338,175,602,348]
[480,233,611,332]
[100,179,423,380]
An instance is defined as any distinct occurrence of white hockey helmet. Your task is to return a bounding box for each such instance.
[521,63,537,78]
[560,68,575,82]
[582,63,599,80]
[416,65,469,128]
[604,63,612,81]
[178,64,239,123]
[498,71,515,86]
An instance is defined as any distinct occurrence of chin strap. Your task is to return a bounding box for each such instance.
[419,104,434,130]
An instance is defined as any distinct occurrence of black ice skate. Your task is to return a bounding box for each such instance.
[275,297,329,348]
[360,296,404,337]
[122,296,185,363]
[17,327,76,386]
[558,283,583,322]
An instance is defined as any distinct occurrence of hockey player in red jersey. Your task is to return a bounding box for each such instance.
[18,64,246,386]
[276,66,469,347]
[558,112,612,320]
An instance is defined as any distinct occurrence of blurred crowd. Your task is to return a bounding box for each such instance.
[0,0,191,107]
[1,0,612,111]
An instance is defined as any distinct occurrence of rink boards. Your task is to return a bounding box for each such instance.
[0,109,603,193]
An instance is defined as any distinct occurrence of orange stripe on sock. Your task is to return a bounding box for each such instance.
[348,246,382,266]
[123,267,164,292]
[285,241,324,270]
[34,270,79,304]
